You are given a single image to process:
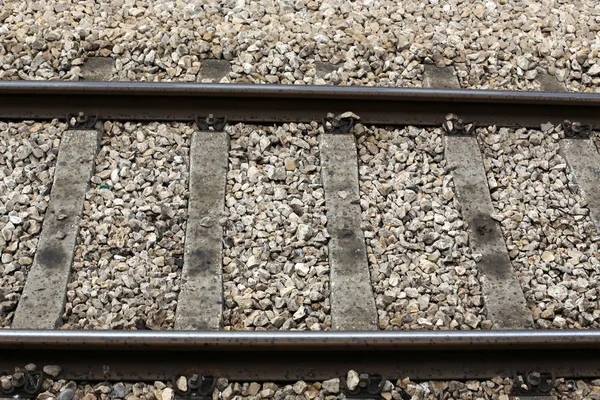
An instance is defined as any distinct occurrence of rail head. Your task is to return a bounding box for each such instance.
[1,80,599,103]
[1,330,599,350]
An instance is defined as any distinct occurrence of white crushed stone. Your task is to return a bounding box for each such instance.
[0,120,65,328]
[222,123,330,331]
[357,126,488,330]
[479,125,600,329]
[61,122,191,329]
[2,1,600,91]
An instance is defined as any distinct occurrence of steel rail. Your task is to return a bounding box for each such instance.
[1,81,600,127]
[3,329,600,348]
[1,330,600,381]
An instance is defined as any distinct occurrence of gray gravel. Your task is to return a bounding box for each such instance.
[222,123,330,331]
[2,1,599,91]
[213,376,600,400]
[357,125,488,330]
[61,122,192,330]
[31,376,584,400]
[399,376,597,399]
[1,367,597,400]
[0,120,65,328]
[479,124,600,329]
[32,378,168,400]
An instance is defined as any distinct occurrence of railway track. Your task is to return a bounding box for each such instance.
[2,68,600,398]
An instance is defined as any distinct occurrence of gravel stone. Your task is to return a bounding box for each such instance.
[175,376,187,392]
[588,64,600,77]
[358,126,487,330]
[0,121,65,328]
[322,378,340,394]
[0,377,11,390]
[248,382,261,396]
[346,370,360,391]
[292,380,308,394]
[221,385,233,400]
[112,383,128,399]
[27,376,600,400]
[42,365,62,378]
[62,122,192,329]
[161,387,173,400]
[59,388,74,400]
[36,382,168,400]
[3,1,600,91]
[478,124,600,328]
[549,284,569,301]
[222,123,330,331]
[24,363,37,371]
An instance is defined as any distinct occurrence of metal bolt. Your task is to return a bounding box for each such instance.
[11,372,25,388]
[527,371,542,386]
[76,112,87,123]
[189,374,201,389]
[358,373,369,388]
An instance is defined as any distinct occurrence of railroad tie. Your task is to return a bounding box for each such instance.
[12,130,99,329]
[424,66,533,329]
[422,65,461,90]
[560,138,600,228]
[444,136,534,329]
[174,130,229,330]
[320,134,378,330]
[537,73,568,93]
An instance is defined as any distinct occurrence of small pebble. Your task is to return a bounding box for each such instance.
[42,365,63,378]
[59,388,74,400]
[176,376,187,392]
[0,377,12,390]
[112,383,128,398]
[161,388,173,400]
[322,379,340,394]
[346,370,360,391]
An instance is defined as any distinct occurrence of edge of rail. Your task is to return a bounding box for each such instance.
[1,81,599,104]
[0,330,599,350]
